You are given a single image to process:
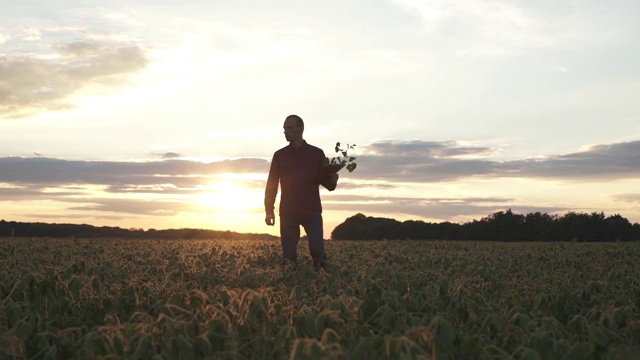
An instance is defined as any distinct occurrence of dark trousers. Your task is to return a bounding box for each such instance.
[280,211,327,263]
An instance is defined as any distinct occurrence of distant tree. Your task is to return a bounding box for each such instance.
[0,219,280,240]
[605,214,634,241]
[331,213,401,240]
[459,219,489,240]
[633,223,640,240]
[483,209,525,241]
[331,213,366,240]
[5,209,639,242]
[389,220,461,240]
[522,212,559,241]
[436,221,461,240]
[391,220,419,239]
[365,217,401,240]
[558,211,607,242]
[331,210,640,242]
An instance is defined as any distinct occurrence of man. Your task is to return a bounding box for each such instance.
[264,114,338,269]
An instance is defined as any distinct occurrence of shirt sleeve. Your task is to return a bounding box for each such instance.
[318,150,337,191]
[320,174,337,191]
[264,154,279,214]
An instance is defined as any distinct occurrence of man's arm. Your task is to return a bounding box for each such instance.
[317,151,338,191]
[320,172,338,191]
[264,156,279,225]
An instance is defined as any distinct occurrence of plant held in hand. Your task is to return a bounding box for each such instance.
[327,142,357,173]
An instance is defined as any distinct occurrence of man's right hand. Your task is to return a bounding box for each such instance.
[265,213,275,226]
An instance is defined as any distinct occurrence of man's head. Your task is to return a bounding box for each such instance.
[283,114,304,143]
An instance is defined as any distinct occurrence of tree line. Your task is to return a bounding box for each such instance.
[4,210,639,241]
[0,220,278,241]
[331,210,640,241]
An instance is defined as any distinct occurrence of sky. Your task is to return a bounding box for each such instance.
[1,0,640,237]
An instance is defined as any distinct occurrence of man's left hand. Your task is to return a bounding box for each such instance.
[329,173,339,185]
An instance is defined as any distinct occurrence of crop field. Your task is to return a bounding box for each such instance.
[1,238,639,359]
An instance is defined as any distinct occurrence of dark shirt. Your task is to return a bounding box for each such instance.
[264,141,336,221]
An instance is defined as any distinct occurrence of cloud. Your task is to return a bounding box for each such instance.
[1,140,638,191]
[356,140,497,181]
[390,0,629,57]
[0,157,269,218]
[611,193,640,204]
[323,194,565,220]
[19,212,127,221]
[66,198,194,216]
[505,142,640,180]
[549,66,567,73]
[0,185,86,201]
[0,40,148,118]
[0,139,638,219]
[0,182,201,218]
[357,139,640,182]
[334,182,397,191]
[364,140,497,158]
[158,152,181,159]
[0,186,54,200]
[0,157,269,187]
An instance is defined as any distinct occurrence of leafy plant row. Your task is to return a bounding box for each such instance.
[0,238,638,358]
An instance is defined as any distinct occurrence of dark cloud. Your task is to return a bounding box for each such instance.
[0,186,83,200]
[0,157,269,187]
[365,140,497,158]
[353,140,500,182]
[0,40,148,118]
[0,187,48,199]
[334,182,397,191]
[19,212,129,221]
[0,157,269,217]
[66,198,193,216]
[356,140,640,182]
[323,194,566,221]
[159,152,181,159]
[0,138,638,220]
[1,140,638,191]
[504,142,640,180]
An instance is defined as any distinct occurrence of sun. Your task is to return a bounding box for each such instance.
[198,179,261,212]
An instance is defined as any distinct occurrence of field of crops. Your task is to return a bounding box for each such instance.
[1,238,639,359]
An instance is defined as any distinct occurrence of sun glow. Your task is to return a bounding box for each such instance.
[198,179,261,212]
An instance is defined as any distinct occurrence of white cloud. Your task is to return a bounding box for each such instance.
[549,66,567,73]
[103,11,143,27]
[390,0,630,57]
[21,27,42,41]
[0,40,148,118]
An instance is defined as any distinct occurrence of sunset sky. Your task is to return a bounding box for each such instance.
[2,0,640,237]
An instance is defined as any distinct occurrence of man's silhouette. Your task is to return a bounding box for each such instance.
[264,114,338,269]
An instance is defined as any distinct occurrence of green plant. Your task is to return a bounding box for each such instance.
[328,142,357,173]
[2,238,639,359]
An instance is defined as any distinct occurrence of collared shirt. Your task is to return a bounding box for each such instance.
[264,141,336,221]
